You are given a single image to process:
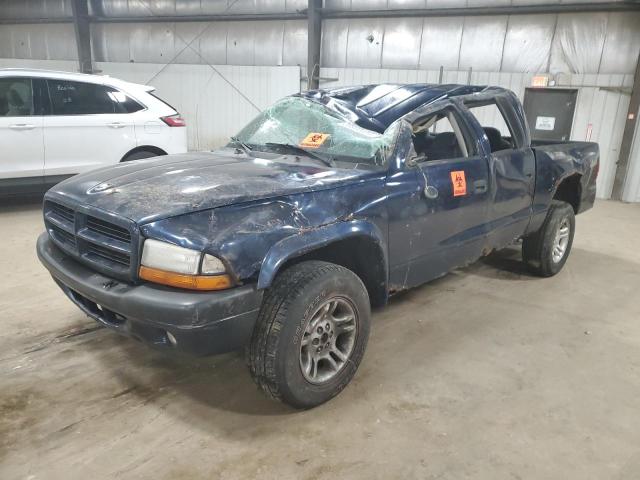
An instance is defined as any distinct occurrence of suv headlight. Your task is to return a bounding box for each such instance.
[139,238,232,290]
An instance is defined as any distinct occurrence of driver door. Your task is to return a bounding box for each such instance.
[387,105,490,289]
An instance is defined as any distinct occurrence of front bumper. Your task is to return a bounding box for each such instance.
[37,233,263,356]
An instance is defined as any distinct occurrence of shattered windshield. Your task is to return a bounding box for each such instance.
[232,96,398,167]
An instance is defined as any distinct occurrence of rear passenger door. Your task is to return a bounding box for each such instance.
[462,95,535,249]
[43,79,138,176]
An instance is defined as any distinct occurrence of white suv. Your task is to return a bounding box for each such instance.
[0,68,188,196]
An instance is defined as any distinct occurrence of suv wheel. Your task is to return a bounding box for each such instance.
[247,261,371,409]
[522,200,575,277]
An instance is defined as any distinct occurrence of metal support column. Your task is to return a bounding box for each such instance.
[70,0,93,73]
[307,0,322,91]
[612,52,640,201]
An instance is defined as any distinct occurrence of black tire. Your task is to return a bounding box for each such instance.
[247,260,371,409]
[121,149,163,162]
[522,200,575,277]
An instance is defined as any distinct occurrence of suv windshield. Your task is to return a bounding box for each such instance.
[232,96,398,167]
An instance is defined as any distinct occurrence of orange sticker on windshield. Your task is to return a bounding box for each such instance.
[300,133,330,149]
[450,170,467,196]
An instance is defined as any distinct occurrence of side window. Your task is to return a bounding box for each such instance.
[46,79,143,115]
[465,101,517,153]
[107,90,145,113]
[411,109,475,162]
[0,78,34,117]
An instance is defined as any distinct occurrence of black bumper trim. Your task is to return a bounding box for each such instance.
[37,233,263,356]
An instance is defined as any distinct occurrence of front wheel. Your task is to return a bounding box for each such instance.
[247,261,371,409]
[522,200,575,277]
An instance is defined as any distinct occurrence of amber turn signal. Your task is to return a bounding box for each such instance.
[139,266,233,291]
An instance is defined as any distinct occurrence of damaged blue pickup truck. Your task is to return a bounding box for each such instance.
[37,84,598,408]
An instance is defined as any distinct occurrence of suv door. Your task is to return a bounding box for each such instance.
[43,79,138,176]
[386,103,491,289]
[0,76,44,188]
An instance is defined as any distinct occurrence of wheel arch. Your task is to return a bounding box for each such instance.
[120,145,168,162]
[552,173,582,213]
[257,220,389,308]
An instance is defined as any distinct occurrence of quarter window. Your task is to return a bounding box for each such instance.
[0,78,34,117]
[464,100,518,153]
[46,80,143,115]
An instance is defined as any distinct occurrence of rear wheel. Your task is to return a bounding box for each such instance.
[522,200,575,277]
[247,261,371,409]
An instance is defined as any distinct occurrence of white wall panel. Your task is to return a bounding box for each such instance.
[0,24,77,61]
[600,13,640,75]
[501,14,555,73]
[321,19,349,68]
[418,17,463,70]
[381,18,423,69]
[458,16,509,71]
[345,19,385,68]
[282,20,307,66]
[194,23,229,65]
[549,13,608,75]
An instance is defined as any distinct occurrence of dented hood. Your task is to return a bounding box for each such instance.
[47,150,374,224]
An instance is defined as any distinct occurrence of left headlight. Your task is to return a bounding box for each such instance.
[139,238,232,291]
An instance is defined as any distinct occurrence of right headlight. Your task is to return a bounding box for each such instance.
[139,239,232,291]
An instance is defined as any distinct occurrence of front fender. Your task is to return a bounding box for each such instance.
[257,219,387,290]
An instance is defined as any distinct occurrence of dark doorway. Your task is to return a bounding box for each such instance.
[523,88,578,142]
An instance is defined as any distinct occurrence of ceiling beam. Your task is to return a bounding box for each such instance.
[307,0,322,91]
[3,2,639,24]
[70,0,93,73]
[321,2,640,18]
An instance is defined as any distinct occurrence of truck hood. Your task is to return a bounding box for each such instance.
[48,150,375,224]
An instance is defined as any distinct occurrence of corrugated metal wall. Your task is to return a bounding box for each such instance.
[623,105,640,203]
[0,0,639,200]
[1,8,638,75]
[321,12,640,74]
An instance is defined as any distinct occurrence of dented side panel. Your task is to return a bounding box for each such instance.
[140,175,389,283]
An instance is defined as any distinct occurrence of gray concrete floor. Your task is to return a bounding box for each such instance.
[1,200,639,479]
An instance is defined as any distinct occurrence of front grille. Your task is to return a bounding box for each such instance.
[50,202,74,224]
[44,200,138,281]
[86,243,131,266]
[87,216,132,243]
[49,224,77,248]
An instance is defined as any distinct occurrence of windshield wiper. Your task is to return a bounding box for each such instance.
[229,136,252,154]
[264,142,335,168]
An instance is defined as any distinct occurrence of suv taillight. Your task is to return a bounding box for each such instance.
[161,114,186,127]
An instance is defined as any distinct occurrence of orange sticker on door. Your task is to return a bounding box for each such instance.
[300,133,330,149]
[450,170,467,196]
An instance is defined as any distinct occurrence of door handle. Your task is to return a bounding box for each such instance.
[474,179,488,193]
[107,122,126,129]
[9,124,35,130]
